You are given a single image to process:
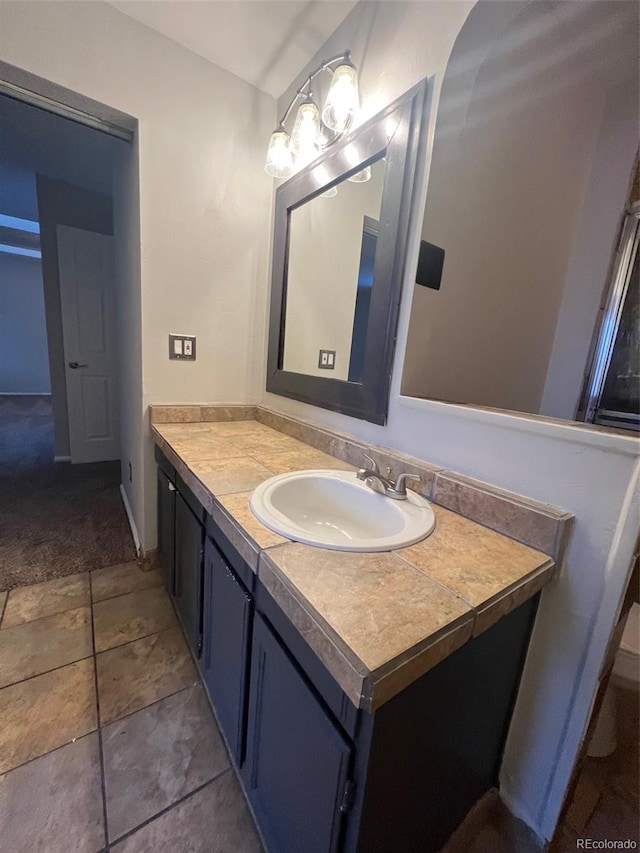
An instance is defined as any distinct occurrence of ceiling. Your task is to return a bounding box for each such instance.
[109,1,357,99]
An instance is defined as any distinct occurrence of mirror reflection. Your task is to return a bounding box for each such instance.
[402,0,638,430]
[283,157,385,381]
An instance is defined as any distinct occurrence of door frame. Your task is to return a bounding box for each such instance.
[578,204,640,428]
[0,59,136,463]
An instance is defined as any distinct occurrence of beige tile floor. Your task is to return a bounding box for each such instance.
[0,562,263,853]
[3,562,634,853]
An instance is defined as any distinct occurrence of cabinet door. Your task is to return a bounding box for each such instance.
[202,538,252,765]
[156,467,175,594]
[244,614,352,853]
[174,491,204,657]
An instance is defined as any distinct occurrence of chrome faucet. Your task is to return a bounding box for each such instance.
[357,454,421,500]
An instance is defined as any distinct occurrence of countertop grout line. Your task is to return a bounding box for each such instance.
[89,572,111,851]
[392,549,478,609]
[186,453,278,502]
[259,551,371,678]
[473,559,556,613]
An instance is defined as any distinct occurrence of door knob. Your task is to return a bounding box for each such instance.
[68,361,89,369]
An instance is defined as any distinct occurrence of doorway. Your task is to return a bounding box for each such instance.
[0,76,139,589]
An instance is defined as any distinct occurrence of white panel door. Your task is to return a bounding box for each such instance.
[58,225,119,463]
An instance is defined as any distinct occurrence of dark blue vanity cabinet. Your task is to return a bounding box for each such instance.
[243,612,353,853]
[155,450,540,853]
[201,535,253,765]
[173,490,205,657]
[154,447,205,659]
[156,457,175,593]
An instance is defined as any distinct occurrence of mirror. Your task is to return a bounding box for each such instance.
[282,157,385,381]
[402,0,639,429]
[267,79,428,425]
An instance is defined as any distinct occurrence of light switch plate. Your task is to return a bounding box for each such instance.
[169,334,196,360]
[318,349,336,370]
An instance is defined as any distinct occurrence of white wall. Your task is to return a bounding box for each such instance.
[0,0,275,548]
[0,253,50,394]
[265,0,639,842]
[284,159,384,379]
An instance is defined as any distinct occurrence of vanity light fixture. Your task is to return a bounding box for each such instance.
[264,51,364,181]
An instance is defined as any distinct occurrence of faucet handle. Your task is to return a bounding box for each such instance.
[392,472,421,495]
[363,453,380,474]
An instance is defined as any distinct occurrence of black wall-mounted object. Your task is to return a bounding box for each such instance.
[416,239,445,290]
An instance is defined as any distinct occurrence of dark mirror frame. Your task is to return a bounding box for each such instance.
[266,78,430,425]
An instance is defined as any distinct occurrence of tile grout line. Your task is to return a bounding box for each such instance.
[0,621,175,696]
[106,767,233,850]
[0,560,145,631]
[89,572,111,852]
[0,627,195,796]
[95,622,179,656]
[0,588,177,697]
[95,620,182,657]
[101,681,196,730]
[0,652,95,692]
[0,728,98,780]
[92,578,162,606]
[0,590,8,628]
[0,595,91,632]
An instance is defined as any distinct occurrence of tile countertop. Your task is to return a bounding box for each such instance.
[152,420,554,711]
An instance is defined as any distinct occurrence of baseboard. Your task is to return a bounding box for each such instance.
[54,455,71,463]
[0,392,52,396]
[139,548,159,572]
[119,483,141,557]
[499,788,546,848]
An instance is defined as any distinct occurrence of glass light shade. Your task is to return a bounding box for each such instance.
[264,129,293,178]
[320,186,338,198]
[291,100,321,155]
[347,165,371,183]
[321,62,360,132]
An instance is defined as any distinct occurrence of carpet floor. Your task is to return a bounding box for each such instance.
[0,396,136,590]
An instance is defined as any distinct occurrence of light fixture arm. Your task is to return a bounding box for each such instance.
[264,50,360,178]
[276,51,352,130]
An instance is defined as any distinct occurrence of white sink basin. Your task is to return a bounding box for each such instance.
[250,469,436,552]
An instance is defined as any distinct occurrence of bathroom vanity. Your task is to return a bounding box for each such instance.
[152,410,563,853]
